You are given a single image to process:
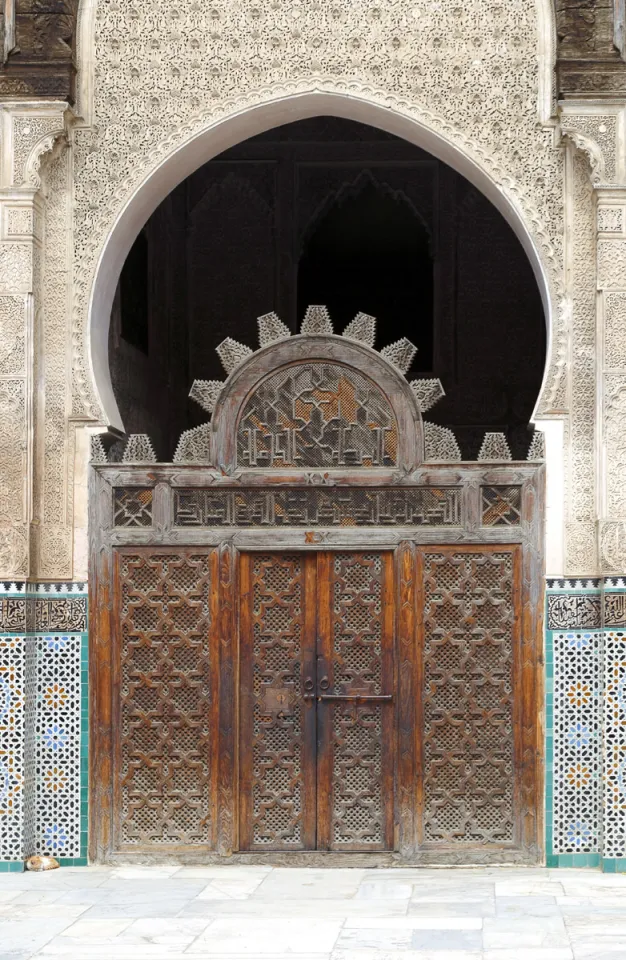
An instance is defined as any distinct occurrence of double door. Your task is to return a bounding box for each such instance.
[239,551,395,851]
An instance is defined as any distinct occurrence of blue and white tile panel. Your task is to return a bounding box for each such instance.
[35,635,83,858]
[604,629,626,859]
[552,630,602,854]
[0,636,36,861]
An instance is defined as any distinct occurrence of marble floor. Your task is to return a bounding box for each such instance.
[0,865,625,960]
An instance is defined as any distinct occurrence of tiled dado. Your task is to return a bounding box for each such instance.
[546,578,626,872]
[0,583,87,870]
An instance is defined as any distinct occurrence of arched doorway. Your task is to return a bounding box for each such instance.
[89,107,548,866]
[107,117,546,462]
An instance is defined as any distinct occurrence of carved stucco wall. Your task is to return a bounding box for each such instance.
[1,0,625,578]
[70,0,566,417]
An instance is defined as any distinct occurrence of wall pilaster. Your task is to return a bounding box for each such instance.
[0,102,68,582]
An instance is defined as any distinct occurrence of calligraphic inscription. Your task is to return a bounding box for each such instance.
[0,598,26,632]
[35,598,87,632]
[174,487,461,527]
[604,593,626,628]
[547,594,602,630]
[237,363,398,467]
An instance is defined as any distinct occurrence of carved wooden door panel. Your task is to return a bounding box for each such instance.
[415,546,524,852]
[316,552,395,851]
[112,548,218,853]
[238,551,395,852]
[238,553,317,850]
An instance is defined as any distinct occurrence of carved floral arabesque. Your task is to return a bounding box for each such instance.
[566,153,597,574]
[605,378,626,519]
[35,146,74,579]
[69,0,566,424]
[560,115,618,185]
[11,115,67,188]
[605,294,626,370]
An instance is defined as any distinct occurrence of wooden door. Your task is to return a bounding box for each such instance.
[238,551,395,852]
[111,548,219,853]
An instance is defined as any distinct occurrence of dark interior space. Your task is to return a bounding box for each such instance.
[109,116,546,460]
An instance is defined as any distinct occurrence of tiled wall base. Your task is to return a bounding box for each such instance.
[546,578,626,869]
[546,854,601,868]
[0,584,87,867]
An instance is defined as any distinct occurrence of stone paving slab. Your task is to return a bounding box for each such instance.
[0,866,623,959]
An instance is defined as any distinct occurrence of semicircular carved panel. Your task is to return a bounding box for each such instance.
[237,362,398,468]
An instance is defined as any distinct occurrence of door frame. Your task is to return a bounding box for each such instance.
[89,462,545,865]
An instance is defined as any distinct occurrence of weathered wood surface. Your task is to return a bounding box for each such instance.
[91,461,544,863]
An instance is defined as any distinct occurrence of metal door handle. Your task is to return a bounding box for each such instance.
[303,677,315,701]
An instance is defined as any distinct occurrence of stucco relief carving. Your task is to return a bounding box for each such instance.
[0,380,28,580]
[5,209,34,238]
[68,0,566,424]
[597,206,625,235]
[0,0,606,579]
[566,151,598,575]
[11,114,67,188]
[600,521,626,574]
[605,378,626,518]
[605,293,626,369]
[0,244,32,295]
[0,297,26,378]
[560,115,618,185]
[598,239,626,288]
[34,146,74,580]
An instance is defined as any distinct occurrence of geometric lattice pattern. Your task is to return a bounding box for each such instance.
[116,551,213,847]
[0,637,34,860]
[249,554,305,848]
[604,630,626,858]
[481,486,522,526]
[330,553,386,848]
[35,635,82,858]
[421,551,516,844]
[552,631,602,855]
[174,487,462,527]
[114,488,153,527]
[237,363,398,468]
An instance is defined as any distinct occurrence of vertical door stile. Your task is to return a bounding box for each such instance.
[396,541,418,856]
[381,552,396,851]
[302,552,319,850]
[414,547,426,850]
[237,553,253,850]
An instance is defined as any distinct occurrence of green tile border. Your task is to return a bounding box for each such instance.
[0,861,24,873]
[602,858,626,873]
[546,853,601,868]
